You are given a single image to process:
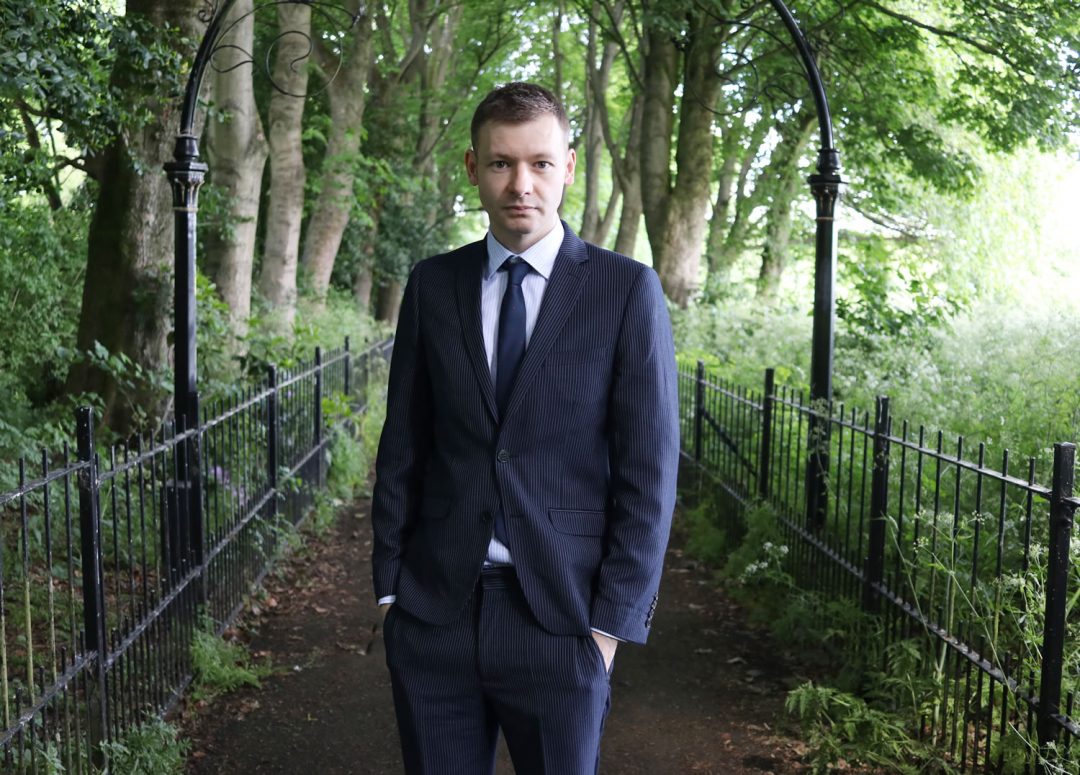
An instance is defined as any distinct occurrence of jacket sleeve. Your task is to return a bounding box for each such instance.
[371,262,433,601]
[590,266,680,644]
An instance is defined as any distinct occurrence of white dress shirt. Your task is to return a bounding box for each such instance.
[480,223,563,564]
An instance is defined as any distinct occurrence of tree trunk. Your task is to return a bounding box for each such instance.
[639,27,677,264]
[595,181,621,248]
[640,18,725,307]
[704,120,745,289]
[65,0,205,435]
[367,0,461,324]
[579,12,603,242]
[353,266,373,312]
[716,118,769,274]
[612,94,643,257]
[375,279,403,328]
[579,1,625,246]
[302,2,375,298]
[614,195,642,257]
[257,2,311,328]
[756,111,816,300]
[552,1,564,102]
[204,0,267,337]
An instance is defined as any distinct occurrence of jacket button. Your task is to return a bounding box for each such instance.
[496,449,510,463]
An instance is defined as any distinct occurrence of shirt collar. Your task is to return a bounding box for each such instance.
[483,222,564,281]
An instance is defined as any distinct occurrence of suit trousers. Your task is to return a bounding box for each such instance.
[383,566,612,774]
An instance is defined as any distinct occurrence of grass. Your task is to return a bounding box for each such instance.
[189,622,273,704]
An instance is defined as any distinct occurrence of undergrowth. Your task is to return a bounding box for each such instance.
[190,619,273,704]
[680,488,1076,774]
[99,718,189,775]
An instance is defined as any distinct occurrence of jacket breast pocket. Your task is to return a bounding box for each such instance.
[545,347,611,403]
[548,509,606,536]
[546,346,610,366]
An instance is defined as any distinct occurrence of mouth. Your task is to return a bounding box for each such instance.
[504,205,535,215]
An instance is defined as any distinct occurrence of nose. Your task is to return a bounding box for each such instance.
[508,164,532,197]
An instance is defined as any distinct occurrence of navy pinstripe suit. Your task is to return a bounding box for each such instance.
[372,223,679,772]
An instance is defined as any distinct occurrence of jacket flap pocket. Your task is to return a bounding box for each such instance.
[548,508,606,536]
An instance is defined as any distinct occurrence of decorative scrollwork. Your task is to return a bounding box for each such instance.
[205,0,362,100]
[198,0,220,24]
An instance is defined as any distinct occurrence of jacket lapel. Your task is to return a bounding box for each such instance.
[502,227,590,422]
[455,241,498,423]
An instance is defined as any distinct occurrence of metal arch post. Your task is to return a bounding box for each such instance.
[768,0,843,531]
[164,0,241,603]
[165,0,240,433]
[163,0,360,597]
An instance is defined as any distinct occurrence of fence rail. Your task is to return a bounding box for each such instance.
[679,359,1080,774]
[0,337,392,772]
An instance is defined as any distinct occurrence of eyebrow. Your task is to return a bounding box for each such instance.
[485,151,557,162]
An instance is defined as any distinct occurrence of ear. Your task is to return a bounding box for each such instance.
[564,148,576,186]
[465,148,479,186]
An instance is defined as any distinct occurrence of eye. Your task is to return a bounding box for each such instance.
[491,160,509,169]
[535,161,553,169]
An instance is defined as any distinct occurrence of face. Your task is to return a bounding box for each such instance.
[465,114,576,253]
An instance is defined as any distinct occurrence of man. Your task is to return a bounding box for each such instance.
[371,82,679,775]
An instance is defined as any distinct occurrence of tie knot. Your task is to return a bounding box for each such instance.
[500,257,531,286]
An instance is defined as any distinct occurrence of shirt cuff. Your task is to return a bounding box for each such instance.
[378,595,396,606]
[590,627,624,642]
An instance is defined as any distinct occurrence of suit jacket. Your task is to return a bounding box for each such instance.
[371,224,679,644]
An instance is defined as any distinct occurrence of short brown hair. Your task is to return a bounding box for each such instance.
[470,82,569,150]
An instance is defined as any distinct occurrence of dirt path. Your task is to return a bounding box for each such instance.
[182,486,810,774]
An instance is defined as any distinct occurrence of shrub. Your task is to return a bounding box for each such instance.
[98,718,189,775]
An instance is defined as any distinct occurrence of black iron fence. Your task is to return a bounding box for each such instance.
[679,359,1080,774]
[0,337,392,772]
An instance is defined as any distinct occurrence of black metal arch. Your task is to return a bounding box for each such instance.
[166,0,360,437]
[768,0,843,530]
[165,0,841,531]
[163,0,361,576]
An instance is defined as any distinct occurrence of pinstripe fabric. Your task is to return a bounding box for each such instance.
[372,222,678,773]
[384,567,610,775]
[371,222,679,645]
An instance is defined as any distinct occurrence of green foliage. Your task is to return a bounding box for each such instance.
[674,294,1080,467]
[672,300,812,390]
[0,200,91,458]
[190,621,272,704]
[0,0,187,198]
[311,353,388,531]
[785,681,955,775]
[196,181,244,255]
[32,740,66,775]
[0,200,87,387]
[370,178,451,287]
[98,718,189,775]
[716,501,781,573]
[681,480,1080,773]
[323,417,369,501]
[836,234,966,354]
[357,361,389,476]
[680,488,740,570]
[196,276,388,404]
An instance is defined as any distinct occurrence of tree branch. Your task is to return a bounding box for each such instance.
[860,0,1024,73]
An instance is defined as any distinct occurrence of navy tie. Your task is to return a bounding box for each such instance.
[493,257,530,547]
[496,257,531,416]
